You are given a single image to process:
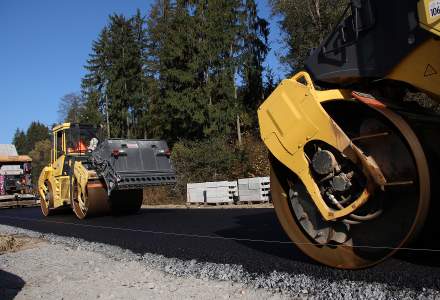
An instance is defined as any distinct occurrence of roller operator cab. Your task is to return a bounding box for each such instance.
[258,0,440,269]
[38,123,176,219]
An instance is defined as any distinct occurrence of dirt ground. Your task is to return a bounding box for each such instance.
[0,234,42,254]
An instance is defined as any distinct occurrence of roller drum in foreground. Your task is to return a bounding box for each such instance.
[258,0,440,268]
[38,123,176,219]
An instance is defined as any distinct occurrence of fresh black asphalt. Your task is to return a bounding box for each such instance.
[0,207,312,273]
[1,206,440,291]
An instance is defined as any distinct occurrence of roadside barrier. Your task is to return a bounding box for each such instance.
[187,177,269,205]
[187,181,237,205]
[237,177,270,204]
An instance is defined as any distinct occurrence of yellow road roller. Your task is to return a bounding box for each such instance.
[258,0,440,268]
[38,123,176,219]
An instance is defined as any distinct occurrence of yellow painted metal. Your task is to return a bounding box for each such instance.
[387,38,440,100]
[258,72,370,221]
[51,122,71,164]
[52,122,72,132]
[38,123,73,210]
[38,123,110,217]
[73,161,90,201]
[418,0,440,37]
[38,166,52,202]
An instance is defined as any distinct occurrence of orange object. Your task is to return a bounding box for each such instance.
[68,140,87,154]
[352,91,387,108]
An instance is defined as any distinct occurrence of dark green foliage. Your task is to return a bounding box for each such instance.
[78,0,269,143]
[145,0,270,142]
[270,0,347,74]
[170,134,269,199]
[12,122,50,182]
[240,0,270,112]
[28,139,51,184]
[12,129,26,155]
[147,0,239,141]
[171,136,246,196]
[78,91,103,126]
[81,13,148,138]
[21,122,50,154]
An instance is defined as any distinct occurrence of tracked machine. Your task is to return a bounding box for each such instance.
[38,123,176,219]
[258,0,440,268]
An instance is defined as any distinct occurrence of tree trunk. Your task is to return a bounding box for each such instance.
[105,94,110,139]
[236,114,242,147]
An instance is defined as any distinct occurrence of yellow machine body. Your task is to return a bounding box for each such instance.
[418,0,440,36]
[387,38,440,100]
[258,0,440,268]
[38,123,72,209]
[259,22,440,221]
[38,123,91,211]
[257,73,371,220]
[37,122,174,219]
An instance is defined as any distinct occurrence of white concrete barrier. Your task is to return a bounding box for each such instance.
[186,182,206,203]
[237,177,270,202]
[186,181,237,204]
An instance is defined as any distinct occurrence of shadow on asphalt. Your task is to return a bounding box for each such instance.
[213,210,440,292]
[213,211,316,266]
[0,269,25,300]
[395,229,440,268]
[1,207,440,291]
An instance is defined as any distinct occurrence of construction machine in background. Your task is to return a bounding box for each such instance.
[258,0,440,268]
[38,123,176,219]
[0,144,35,208]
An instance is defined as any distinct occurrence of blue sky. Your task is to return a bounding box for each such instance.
[0,0,284,145]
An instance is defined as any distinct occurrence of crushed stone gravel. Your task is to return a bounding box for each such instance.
[1,224,439,299]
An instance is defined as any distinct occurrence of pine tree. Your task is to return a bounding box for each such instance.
[79,90,103,126]
[239,0,269,111]
[131,9,150,138]
[146,0,266,142]
[12,129,26,154]
[146,0,205,141]
[82,14,148,138]
[195,0,243,137]
[81,27,110,130]
[80,1,269,143]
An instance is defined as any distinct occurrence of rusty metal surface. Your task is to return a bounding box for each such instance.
[72,180,110,219]
[0,155,32,163]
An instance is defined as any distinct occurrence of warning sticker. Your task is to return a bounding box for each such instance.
[424,64,438,77]
[429,0,440,19]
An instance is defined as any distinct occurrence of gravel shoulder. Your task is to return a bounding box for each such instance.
[0,227,286,300]
[1,221,440,299]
